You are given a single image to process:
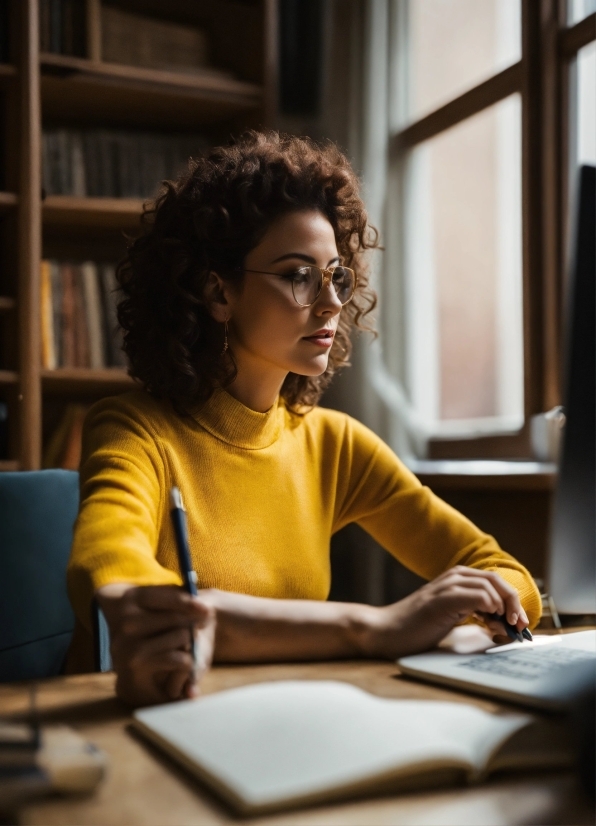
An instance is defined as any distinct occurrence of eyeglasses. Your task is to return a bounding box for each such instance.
[243,265,358,307]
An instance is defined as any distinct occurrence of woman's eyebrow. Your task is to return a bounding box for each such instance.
[270,253,341,266]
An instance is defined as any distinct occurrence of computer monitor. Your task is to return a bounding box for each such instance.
[548,165,596,615]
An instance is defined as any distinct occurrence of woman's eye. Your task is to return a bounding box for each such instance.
[290,269,311,284]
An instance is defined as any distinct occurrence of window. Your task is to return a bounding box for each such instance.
[387,0,596,457]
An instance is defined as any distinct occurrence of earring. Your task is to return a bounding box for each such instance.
[221,319,229,356]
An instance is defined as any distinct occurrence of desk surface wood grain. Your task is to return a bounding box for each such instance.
[1,661,593,826]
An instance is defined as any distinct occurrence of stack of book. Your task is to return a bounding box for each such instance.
[40,260,127,370]
[102,5,210,74]
[42,129,207,198]
[39,0,86,57]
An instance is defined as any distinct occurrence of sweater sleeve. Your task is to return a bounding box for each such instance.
[334,417,542,629]
[67,397,181,631]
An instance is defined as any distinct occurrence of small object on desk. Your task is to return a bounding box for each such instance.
[0,723,106,814]
[170,486,198,672]
[488,612,525,643]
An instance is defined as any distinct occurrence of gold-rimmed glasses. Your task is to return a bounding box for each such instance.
[244,265,358,307]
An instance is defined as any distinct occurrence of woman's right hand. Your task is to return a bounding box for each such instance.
[95,583,215,707]
[363,566,530,659]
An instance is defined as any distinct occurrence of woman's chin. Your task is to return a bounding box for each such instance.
[290,356,330,377]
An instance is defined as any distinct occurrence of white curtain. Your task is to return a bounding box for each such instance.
[318,0,425,462]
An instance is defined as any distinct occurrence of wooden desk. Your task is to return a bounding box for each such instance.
[1,662,593,826]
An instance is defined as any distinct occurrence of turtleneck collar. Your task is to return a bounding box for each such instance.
[193,387,285,449]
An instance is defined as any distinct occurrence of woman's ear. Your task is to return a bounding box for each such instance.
[204,271,233,323]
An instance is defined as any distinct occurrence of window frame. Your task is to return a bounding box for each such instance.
[390,0,596,459]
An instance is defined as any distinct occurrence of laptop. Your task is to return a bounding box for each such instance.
[398,166,596,711]
[398,630,596,710]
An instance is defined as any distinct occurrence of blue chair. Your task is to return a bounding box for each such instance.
[0,470,82,681]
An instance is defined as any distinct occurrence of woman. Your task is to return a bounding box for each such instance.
[67,131,541,706]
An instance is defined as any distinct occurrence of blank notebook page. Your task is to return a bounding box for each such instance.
[133,680,530,808]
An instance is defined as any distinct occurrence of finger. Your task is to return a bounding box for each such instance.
[447,567,517,595]
[439,575,505,615]
[133,586,206,613]
[119,609,209,640]
[135,648,195,674]
[475,614,510,638]
[441,586,507,618]
[446,569,525,626]
[131,627,194,663]
[164,669,190,701]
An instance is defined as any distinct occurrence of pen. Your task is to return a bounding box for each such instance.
[170,486,198,675]
[488,612,532,642]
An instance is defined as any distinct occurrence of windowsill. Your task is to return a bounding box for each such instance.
[407,459,557,491]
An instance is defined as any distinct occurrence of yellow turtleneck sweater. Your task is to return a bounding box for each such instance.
[67,388,542,662]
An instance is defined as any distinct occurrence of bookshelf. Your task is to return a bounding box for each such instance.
[1,0,277,471]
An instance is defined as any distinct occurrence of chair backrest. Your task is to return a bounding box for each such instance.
[0,470,79,682]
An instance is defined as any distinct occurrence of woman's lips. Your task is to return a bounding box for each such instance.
[302,330,335,348]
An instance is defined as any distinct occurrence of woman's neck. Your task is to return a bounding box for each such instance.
[225,364,287,413]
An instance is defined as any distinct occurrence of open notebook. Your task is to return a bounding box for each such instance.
[133,680,571,815]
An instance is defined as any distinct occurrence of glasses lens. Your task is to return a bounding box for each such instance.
[291,267,321,305]
[291,266,356,305]
[331,267,355,304]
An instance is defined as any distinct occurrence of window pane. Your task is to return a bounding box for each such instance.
[402,0,521,124]
[576,41,596,165]
[568,0,596,25]
[399,95,523,432]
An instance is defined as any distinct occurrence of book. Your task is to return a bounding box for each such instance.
[133,679,571,816]
[42,128,207,199]
[40,260,56,369]
[101,6,209,75]
[40,260,126,369]
[49,260,62,366]
[39,0,85,57]
[80,261,105,369]
[59,262,76,368]
[72,264,89,367]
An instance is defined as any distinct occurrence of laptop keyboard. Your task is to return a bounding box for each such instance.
[456,646,596,681]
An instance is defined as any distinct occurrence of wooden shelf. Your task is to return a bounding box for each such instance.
[0,192,17,212]
[0,370,18,386]
[408,459,557,492]
[40,53,263,129]
[0,296,16,312]
[0,460,20,472]
[43,195,144,229]
[42,368,135,395]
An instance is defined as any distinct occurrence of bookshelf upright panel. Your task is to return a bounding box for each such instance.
[0,0,275,472]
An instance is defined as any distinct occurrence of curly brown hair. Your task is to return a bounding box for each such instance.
[116,130,378,413]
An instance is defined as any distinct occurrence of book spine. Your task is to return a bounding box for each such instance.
[40,259,56,369]
[60,262,75,368]
[62,0,74,56]
[72,264,89,367]
[49,0,62,54]
[71,130,86,196]
[50,260,62,367]
[80,261,105,368]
